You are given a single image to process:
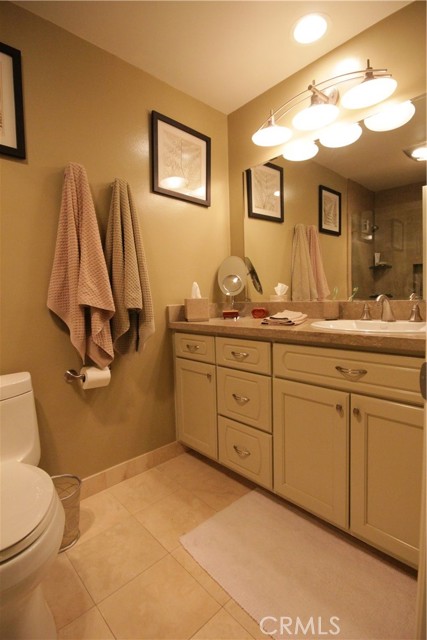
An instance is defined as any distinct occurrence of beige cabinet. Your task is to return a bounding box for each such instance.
[173,331,424,567]
[351,394,423,567]
[273,379,349,528]
[174,334,217,459]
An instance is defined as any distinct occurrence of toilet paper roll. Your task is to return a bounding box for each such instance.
[79,366,111,390]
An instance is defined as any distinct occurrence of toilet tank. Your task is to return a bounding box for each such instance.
[0,372,41,465]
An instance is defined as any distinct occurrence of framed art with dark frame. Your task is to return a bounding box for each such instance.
[151,111,211,207]
[0,42,26,159]
[246,162,284,223]
[319,185,341,236]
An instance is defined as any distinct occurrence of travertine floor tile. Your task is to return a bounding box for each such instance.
[58,607,114,639]
[98,554,221,639]
[67,515,167,602]
[172,546,230,606]
[108,467,176,513]
[225,600,270,640]
[134,487,216,551]
[78,490,131,544]
[42,553,94,630]
[191,607,254,639]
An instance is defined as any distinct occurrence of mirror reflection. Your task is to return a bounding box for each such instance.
[244,94,426,301]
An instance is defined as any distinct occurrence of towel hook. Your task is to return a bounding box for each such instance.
[64,369,85,383]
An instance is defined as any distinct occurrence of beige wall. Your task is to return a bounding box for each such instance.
[0,3,230,477]
[228,2,426,299]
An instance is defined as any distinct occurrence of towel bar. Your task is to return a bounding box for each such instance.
[64,369,85,383]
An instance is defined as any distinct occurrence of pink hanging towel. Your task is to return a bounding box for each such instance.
[47,163,115,367]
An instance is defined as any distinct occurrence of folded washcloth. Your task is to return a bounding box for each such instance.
[262,311,307,326]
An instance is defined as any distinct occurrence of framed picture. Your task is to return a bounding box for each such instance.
[246,162,284,223]
[151,111,211,207]
[0,42,26,159]
[319,185,341,236]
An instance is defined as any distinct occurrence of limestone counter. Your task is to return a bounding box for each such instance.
[168,302,426,357]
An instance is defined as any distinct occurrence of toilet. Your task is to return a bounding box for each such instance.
[0,372,65,640]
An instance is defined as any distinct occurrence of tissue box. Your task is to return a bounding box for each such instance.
[184,298,210,322]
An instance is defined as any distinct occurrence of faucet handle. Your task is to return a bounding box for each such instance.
[360,303,372,320]
[408,303,423,322]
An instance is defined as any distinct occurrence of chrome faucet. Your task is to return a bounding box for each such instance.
[376,294,396,322]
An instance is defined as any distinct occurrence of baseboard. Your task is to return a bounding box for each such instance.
[80,441,187,499]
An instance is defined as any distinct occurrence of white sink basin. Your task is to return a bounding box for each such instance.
[311,319,426,334]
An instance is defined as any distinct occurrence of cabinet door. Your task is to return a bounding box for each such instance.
[175,358,217,459]
[351,394,423,568]
[273,379,349,528]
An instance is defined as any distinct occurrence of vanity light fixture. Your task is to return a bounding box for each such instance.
[282,140,319,162]
[364,100,416,132]
[403,143,427,162]
[251,112,292,147]
[319,122,362,148]
[293,14,328,44]
[252,60,397,153]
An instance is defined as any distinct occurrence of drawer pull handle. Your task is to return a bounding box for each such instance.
[233,445,251,458]
[231,351,249,360]
[335,365,367,379]
[186,344,200,353]
[232,393,250,405]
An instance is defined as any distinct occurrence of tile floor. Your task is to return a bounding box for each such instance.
[43,451,268,640]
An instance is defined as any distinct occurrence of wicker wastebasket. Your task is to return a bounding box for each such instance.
[52,474,81,551]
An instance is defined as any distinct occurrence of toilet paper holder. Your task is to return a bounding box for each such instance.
[64,369,85,383]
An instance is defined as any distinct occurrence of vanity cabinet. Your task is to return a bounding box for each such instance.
[273,378,349,528]
[173,331,424,567]
[350,394,423,568]
[216,337,273,489]
[273,343,423,567]
[174,334,217,459]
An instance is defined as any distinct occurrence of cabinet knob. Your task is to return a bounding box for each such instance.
[231,351,249,360]
[232,393,250,405]
[336,404,343,414]
[233,445,251,458]
[186,344,200,353]
[353,408,361,417]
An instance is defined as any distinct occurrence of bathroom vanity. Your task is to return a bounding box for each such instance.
[169,307,425,568]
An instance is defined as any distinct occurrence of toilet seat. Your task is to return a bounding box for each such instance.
[0,462,58,563]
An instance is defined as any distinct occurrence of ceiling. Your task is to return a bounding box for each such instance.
[14,0,425,190]
[15,0,411,114]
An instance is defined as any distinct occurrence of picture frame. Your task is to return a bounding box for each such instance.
[0,42,26,159]
[246,162,284,223]
[319,185,341,236]
[151,111,211,207]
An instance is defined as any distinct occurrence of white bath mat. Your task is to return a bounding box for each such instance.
[180,489,417,639]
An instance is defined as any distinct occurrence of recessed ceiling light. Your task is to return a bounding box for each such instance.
[404,144,427,162]
[293,14,328,44]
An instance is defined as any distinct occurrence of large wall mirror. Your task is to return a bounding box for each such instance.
[243,93,426,301]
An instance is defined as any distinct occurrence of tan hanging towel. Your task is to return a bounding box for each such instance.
[291,223,318,301]
[105,178,155,353]
[47,163,115,368]
[306,225,331,300]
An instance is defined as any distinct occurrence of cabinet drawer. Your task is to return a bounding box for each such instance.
[218,416,272,489]
[217,367,272,432]
[216,337,271,374]
[174,332,215,363]
[273,344,423,405]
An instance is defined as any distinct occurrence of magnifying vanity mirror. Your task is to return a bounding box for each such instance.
[218,255,264,306]
[242,93,426,302]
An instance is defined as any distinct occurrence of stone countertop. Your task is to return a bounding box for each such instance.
[168,308,425,358]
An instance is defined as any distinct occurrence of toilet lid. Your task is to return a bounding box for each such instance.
[0,462,56,559]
